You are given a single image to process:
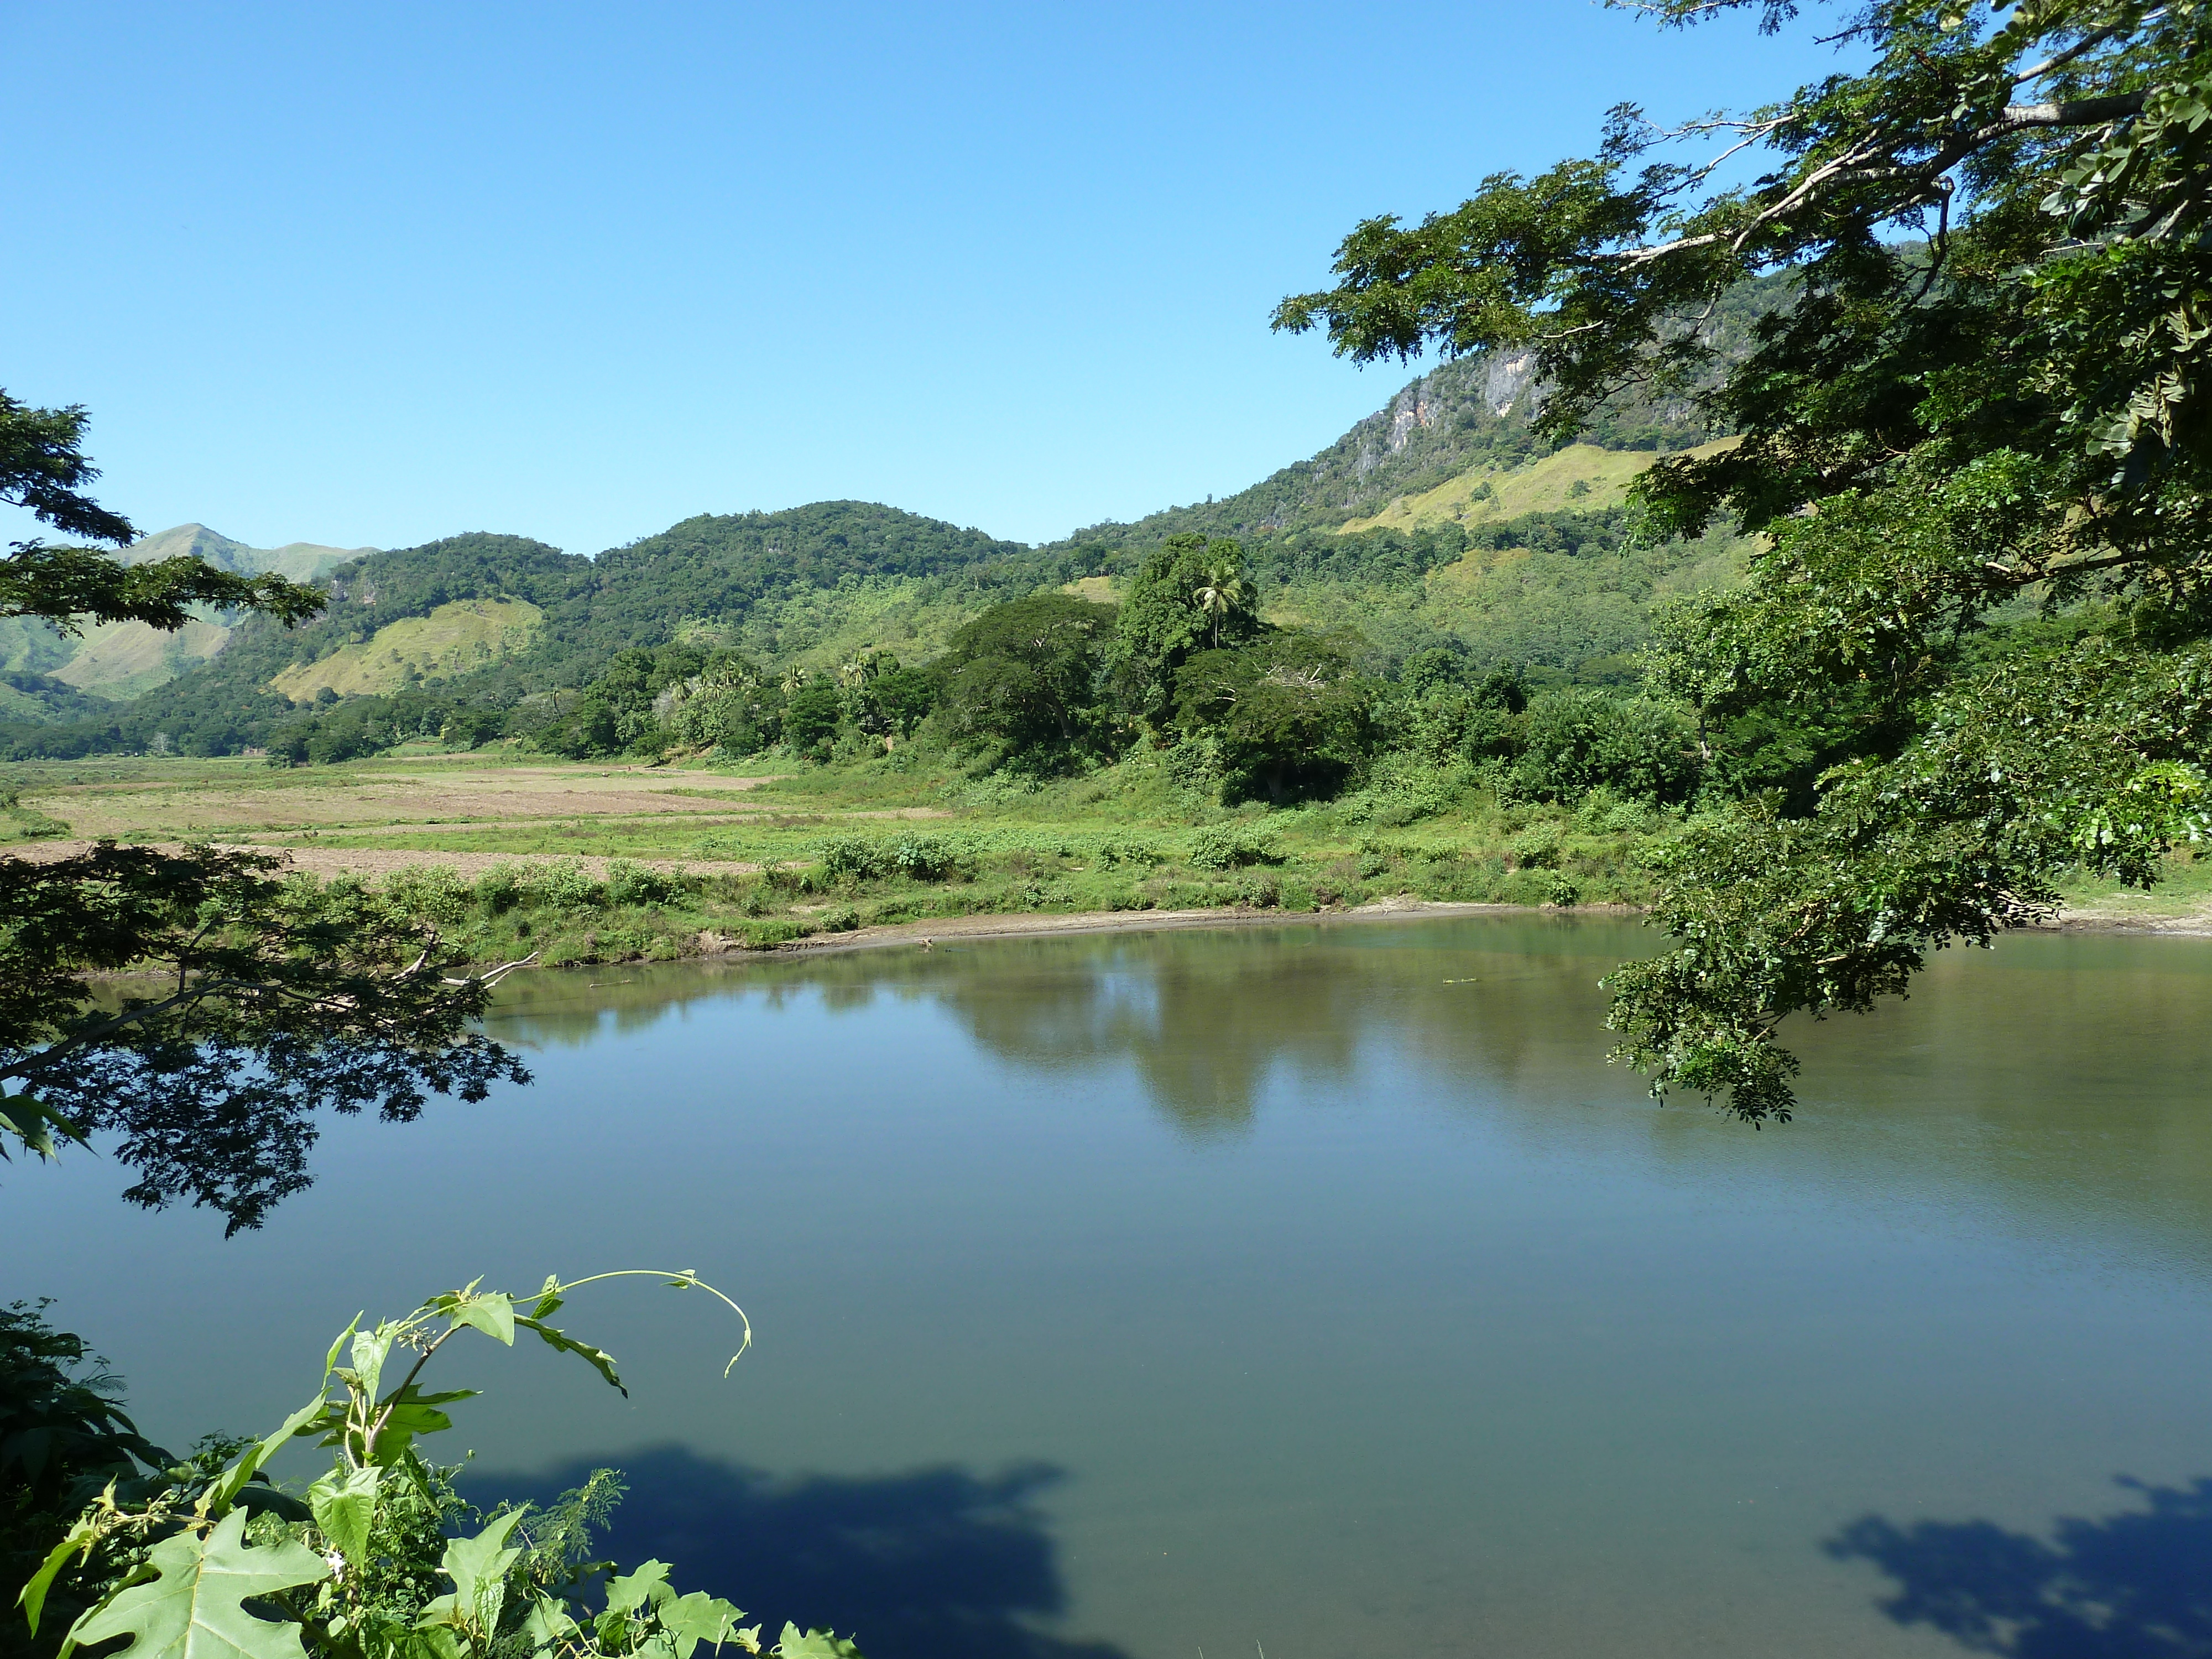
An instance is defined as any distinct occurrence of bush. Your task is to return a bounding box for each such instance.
[890,835,968,881]
[534,860,606,910]
[1188,826,1280,870]
[604,860,682,907]
[474,864,526,914]
[1508,826,1562,869]
[1512,689,1701,804]
[813,835,884,880]
[383,865,471,925]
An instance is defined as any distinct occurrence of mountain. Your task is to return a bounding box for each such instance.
[2,311,1783,757]
[0,525,379,707]
[1049,269,1786,559]
[117,523,371,585]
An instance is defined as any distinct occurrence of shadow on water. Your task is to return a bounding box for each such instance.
[474,1446,1128,1659]
[1827,1477,2212,1657]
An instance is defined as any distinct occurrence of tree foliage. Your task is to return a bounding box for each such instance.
[1278,0,2212,1119]
[0,399,531,1224]
[933,593,1118,771]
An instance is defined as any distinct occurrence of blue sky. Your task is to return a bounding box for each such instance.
[2,2,1847,556]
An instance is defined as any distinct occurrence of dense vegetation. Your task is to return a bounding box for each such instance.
[7,1282,863,1659]
[1277,0,2212,1119]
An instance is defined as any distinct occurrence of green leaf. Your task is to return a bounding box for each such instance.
[514,1315,625,1396]
[307,1466,382,1566]
[417,1511,522,1639]
[0,1091,86,1161]
[773,1625,863,1659]
[660,1593,752,1659]
[210,1399,332,1514]
[321,1319,362,1389]
[347,1329,394,1406]
[18,1516,97,1634]
[63,1509,328,1659]
[603,1561,673,1619]
[444,1292,514,1347]
[519,1595,577,1651]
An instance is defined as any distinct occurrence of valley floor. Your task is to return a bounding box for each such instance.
[4,747,2206,971]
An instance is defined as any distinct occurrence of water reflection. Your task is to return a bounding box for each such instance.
[1829,1478,2212,1657]
[488,917,1627,1135]
[486,917,2212,1269]
[477,1448,1125,1659]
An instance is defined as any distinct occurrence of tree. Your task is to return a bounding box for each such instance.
[1275,0,2212,1120]
[2,392,322,635]
[933,592,1117,771]
[1107,534,1256,731]
[0,398,528,1225]
[1172,633,1372,802]
[1192,557,1254,649]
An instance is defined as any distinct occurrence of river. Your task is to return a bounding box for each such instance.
[13,916,2212,1658]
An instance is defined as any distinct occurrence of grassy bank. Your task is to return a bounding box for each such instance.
[5,745,2203,971]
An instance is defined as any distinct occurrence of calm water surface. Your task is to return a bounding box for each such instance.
[13,916,2212,1659]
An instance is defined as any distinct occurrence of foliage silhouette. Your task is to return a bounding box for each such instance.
[1828,1477,2212,1658]
[479,1448,1126,1659]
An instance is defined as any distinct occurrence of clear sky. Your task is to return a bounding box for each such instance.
[2,2,1847,556]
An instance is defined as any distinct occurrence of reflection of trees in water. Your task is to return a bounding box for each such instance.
[1828,1477,2212,1658]
[484,923,2212,1264]
[474,1446,1126,1659]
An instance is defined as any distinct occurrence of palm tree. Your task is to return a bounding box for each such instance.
[1193,561,1253,648]
[779,664,811,696]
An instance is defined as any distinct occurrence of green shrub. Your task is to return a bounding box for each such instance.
[813,835,884,880]
[534,860,606,910]
[890,834,969,881]
[383,865,471,926]
[1188,826,1280,870]
[1512,689,1702,804]
[604,860,682,907]
[1508,826,1562,869]
[474,864,526,915]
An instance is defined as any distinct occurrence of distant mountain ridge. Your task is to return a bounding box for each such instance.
[117,524,373,585]
[0,524,378,709]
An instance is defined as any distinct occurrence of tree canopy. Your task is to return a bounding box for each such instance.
[0,397,529,1227]
[1277,0,2212,1119]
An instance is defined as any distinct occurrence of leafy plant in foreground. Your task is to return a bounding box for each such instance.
[19,1273,863,1659]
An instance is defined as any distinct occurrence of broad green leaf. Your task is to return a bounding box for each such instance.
[210,1399,332,1514]
[773,1625,862,1659]
[307,1466,382,1566]
[519,1595,577,1652]
[660,1592,751,1659]
[348,1329,394,1406]
[64,1509,328,1659]
[18,1515,97,1633]
[418,1511,522,1639]
[603,1561,672,1618]
[514,1315,624,1396]
[321,1318,362,1389]
[444,1293,514,1346]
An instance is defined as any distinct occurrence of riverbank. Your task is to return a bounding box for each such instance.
[6,752,2206,968]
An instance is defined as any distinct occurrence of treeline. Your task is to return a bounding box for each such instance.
[427,533,1714,812]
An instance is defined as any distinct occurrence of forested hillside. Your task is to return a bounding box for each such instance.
[0,320,1774,760]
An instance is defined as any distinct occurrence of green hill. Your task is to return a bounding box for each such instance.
[1,321,1778,757]
[0,524,377,708]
